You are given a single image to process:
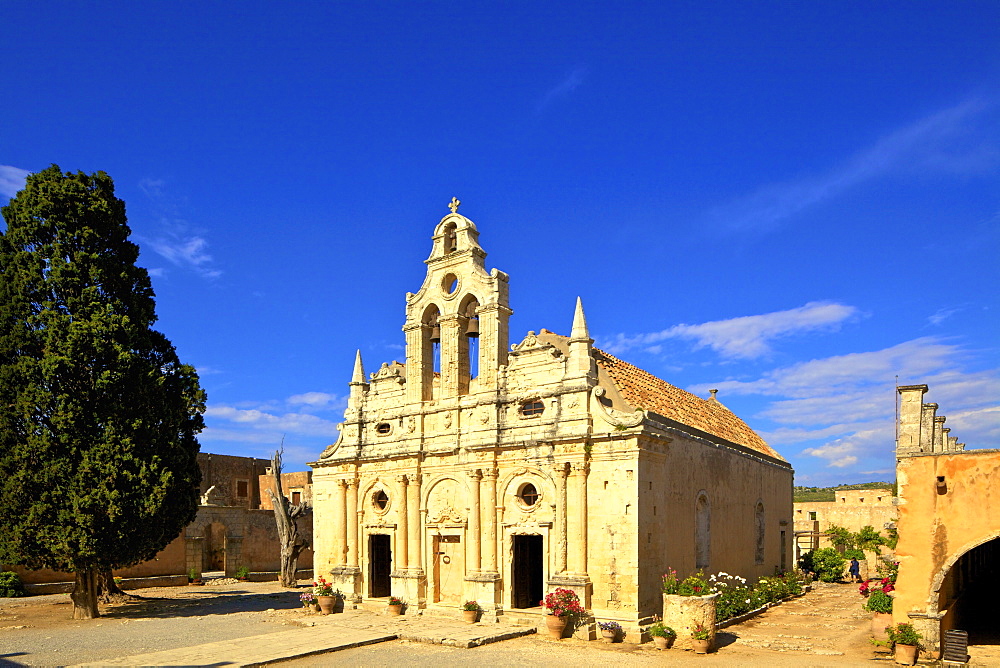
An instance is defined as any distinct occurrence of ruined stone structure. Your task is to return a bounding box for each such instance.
[793,490,896,563]
[893,384,999,655]
[310,203,793,631]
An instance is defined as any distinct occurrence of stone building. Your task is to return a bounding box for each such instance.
[793,489,896,565]
[309,203,794,631]
[893,384,999,655]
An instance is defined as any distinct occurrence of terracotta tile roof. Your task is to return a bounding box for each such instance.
[592,347,784,462]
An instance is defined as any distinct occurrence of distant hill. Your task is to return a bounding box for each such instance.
[793,481,895,503]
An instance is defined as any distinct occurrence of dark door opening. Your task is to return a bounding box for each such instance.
[512,534,543,608]
[369,534,391,598]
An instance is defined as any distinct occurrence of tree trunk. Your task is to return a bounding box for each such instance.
[269,449,309,588]
[71,568,99,619]
[96,566,136,603]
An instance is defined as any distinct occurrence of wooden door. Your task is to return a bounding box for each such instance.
[369,534,391,598]
[432,534,463,604]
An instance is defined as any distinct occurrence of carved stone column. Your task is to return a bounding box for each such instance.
[467,469,482,573]
[395,475,409,569]
[347,478,359,568]
[335,479,348,566]
[552,463,569,574]
[572,462,589,575]
[482,468,498,573]
[407,473,421,570]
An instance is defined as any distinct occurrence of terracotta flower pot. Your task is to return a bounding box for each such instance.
[317,595,335,615]
[545,614,568,639]
[653,636,674,650]
[894,643,918,665]
[387,603,403,616]
[692,638,711,654]
[871,612,893,638]
[462,609,478,623]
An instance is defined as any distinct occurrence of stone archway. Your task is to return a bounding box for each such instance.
[932,534,1000,645]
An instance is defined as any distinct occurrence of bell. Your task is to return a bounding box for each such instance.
[466,318,479,338]
[429,324,441,343]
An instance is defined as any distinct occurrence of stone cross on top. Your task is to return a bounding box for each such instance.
[448,197,461,213]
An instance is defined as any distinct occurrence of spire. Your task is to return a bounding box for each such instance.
[570,296,591,342]
[567,297,596,381]
[351,349,365,384]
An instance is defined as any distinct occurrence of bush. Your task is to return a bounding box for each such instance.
[0,572,24,597]
[809,548,847,582]
[888,622,921,647]
[865,589,893,614]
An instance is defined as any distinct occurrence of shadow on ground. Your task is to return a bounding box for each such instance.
[99,591,300,620]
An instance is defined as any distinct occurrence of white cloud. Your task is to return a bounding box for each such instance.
[536,67,587,112]
[287,392,344,411]
[602,301,859,359]
[802,425,893,469]
[928,306,964,326]
[205,405,340,437]
[709,97,999,231]
[148,232,222,278]
[0,165,30,198]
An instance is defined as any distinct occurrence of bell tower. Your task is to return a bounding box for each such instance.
[403,198,511,402]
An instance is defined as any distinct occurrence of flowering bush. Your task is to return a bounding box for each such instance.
[677,572,710,596]
[598,620,623,633]
[691,622,711,640]
[463,600,480,611]
[648,619,675,638]
[663,569,805,623]
[388,596,403,606]
[541,588,585,618]
[313,577,334,597]
[661,568,680,594]
[860,576,894,597]
[299,592,315,607]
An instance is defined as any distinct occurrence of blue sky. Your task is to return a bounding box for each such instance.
[3,2,998,484]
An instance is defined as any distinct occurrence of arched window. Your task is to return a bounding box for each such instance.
[696,491,710,570]
[755,501,765,564]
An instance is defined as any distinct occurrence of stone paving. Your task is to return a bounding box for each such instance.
[71,606,537,667]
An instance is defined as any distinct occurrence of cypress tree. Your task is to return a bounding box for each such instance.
[0,165,205,619]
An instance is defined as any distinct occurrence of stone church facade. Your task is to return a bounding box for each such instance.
[310,203,793,629]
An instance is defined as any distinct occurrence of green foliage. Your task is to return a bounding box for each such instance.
[844,548,865,560]
[677,572,710,596]
[235,565,250,580]
[826,525,856,550]
[0,166,204,582]
[856,525,886,557]
[887,622,921,647]
[649,621,675,638]
[793,481,894,502]
[865,590,893,614]
[803,548,846,582]
[884,527,899,550]
[0,571,25,597]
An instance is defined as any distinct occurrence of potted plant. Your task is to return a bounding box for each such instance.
[598,620,623,643]
[387,595,404,616]
[649,619,676,649]
[462,600,480,623]
[235,565,250,581]
[691,622,711,654]
[313,577,336,614]
[887,623,922,665]
[299,591,315,610]
[187,568,203,586]
[541,588,584,639]
[860,578,894,637]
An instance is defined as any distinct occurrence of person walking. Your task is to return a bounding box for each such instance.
[849,557,861,583]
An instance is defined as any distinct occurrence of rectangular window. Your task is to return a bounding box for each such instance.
[808,511,817,521]
[236,480,248,497]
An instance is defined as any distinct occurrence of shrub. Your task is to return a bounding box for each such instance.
[649,620,675,638]
[887,622,922,647]
[541,588,584,617]
[677,572,710,596]
[235,565,250,580]
[865,590,893,614]
[0,572,24,597]
[810,548,846,582]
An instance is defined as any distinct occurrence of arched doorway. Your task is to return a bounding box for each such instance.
[936,536,1000,645]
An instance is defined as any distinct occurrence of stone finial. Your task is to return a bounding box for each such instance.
[709,389,719,400]
[570,296,591,342]
[448,197,461,213]
[351,349,366,384]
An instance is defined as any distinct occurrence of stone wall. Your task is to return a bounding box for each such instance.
[197,452,270,510]
[259,470,313,510]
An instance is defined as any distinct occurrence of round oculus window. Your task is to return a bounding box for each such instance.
[518,482,539,507]
[442,273,459,295]
[373,490,389,511]
[376,422,391,435]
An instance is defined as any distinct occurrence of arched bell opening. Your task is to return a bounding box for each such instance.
[460,295,481,384]
[442,222,458,254]
[422,304,441,399]
[936,536,1000,645]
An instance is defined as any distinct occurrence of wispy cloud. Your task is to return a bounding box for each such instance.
[0,165,31,198]
[148,232,222,278]
[536,67,587,112]
[691,337,1000,474]
[601,301,859,359]
[287,392,345,411]
[928,305,965,326]
[709,97,999,231]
